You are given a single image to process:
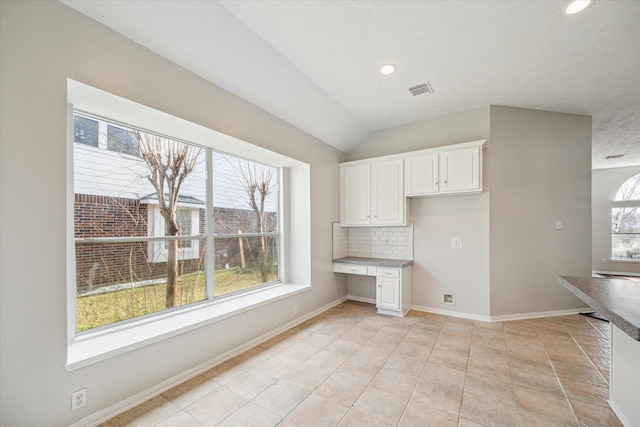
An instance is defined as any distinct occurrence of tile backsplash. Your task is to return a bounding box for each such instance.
[332,223,413,260]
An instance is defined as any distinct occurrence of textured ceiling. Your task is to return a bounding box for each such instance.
[62,0,640,169]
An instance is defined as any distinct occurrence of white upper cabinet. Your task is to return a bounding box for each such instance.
[404,153,439,196]
[404,140,484,197]
[340,158,406,226]
[340,163,371,226]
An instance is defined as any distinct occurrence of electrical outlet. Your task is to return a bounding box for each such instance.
[443,293,455,305]
[71,388,86,411]
[293,305,298,314]
[601,258,607,264]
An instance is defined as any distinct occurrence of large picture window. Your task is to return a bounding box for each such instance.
[611,173,640,261]
[73,113,280,332]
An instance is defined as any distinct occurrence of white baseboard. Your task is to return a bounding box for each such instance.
[489,307,592,322]
[410,304,491,321]
[347,295,376,305]
[410,304,593,323]
[70,295,349,427]
[608,399,633,427]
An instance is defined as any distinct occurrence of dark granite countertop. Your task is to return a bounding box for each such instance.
[559,276,640,341]
[333,256,413,268]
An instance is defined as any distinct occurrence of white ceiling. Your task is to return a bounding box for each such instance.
[62,0,640,169]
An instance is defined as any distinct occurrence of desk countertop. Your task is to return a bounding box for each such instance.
[333,256,413,268]
[559,276,640,341]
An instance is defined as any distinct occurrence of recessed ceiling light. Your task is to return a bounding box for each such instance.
[565,0,593,15]
[380,64,396,75]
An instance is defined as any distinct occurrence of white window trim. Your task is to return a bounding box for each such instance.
[66,282,311,371]
[146,203,201,262]
[67,80,311,368]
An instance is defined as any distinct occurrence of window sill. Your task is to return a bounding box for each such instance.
[66,283,311,371]
[610,259,640,264]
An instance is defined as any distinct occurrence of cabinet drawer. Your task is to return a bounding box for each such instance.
[377,268,400,279]
[337,264,368,275]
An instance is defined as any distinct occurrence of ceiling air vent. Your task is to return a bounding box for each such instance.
[409,82,434,97]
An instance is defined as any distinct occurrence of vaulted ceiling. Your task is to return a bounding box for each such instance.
[62,0,640,169]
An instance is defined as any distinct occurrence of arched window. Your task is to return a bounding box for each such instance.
[611,173,640,260]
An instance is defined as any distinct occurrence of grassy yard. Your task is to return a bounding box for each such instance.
[76,268,276,332]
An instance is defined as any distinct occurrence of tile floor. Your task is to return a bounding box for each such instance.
[101,301,622,426]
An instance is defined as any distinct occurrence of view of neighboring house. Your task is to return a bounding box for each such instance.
[73,113,278,329]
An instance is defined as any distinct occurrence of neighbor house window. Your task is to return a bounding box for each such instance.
[73,113,281,333]
[611,173,640,260]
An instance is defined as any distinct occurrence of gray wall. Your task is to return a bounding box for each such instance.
[347,106,592,318]
[348,107,491,317]
[592,166,640,274]
[0,2,345,425]
[488,106,591,316]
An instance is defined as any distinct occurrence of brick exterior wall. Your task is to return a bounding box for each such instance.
[74,195,276,291]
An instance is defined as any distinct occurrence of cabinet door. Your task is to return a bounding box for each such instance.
[376,277,400,310]
[440,146,481,193]
[371,159,405,225]
[341,163,371,226]
[405,153,439,196]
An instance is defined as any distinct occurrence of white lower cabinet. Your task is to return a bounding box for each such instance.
[333,262,412,317]
[375,267,411,317]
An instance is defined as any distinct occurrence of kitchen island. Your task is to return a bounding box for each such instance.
[559,276,640,427]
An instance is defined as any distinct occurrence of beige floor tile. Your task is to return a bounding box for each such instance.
[517,407,578,427]
[460,390,519,427]
[402,329,439,347]
[510,366,564,395]
[279,342,320,362]
[464,372,515,404]
[394,341,432,359]
[161,375,219,409]
[514,386,575,422]
[109,395,180,427]
[104,304,622,427]
[184,387,247,427]
[353,386,408,426]
[202,359,249,385]
[314,373,366,407]
[323,339,361,357]
[334,358,381,387]
[509,354,556,377]
[466,355,511,382]
[428,346,469,371]
[383,351,427,376]
[398,399,458,427]
[550,360,608,387]
[253,380,309,417]
[369,367,419,400]
[412,377,463,416]
[282,361,334,391]
[571,399,624,427]
[254,353,301,379]
[338,408,393,427]
[470,334,506,351]
[235,346,276,367]
[560,378,610,408]
[420,362,466,391]
[155,410,203,427]
[285,394,349,427]
[216,401,281,427]
[546,348,593,367]
[225,368,278,400]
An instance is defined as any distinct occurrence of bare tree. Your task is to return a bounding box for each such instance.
[234,160,277,283]
[135,131,202,308]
